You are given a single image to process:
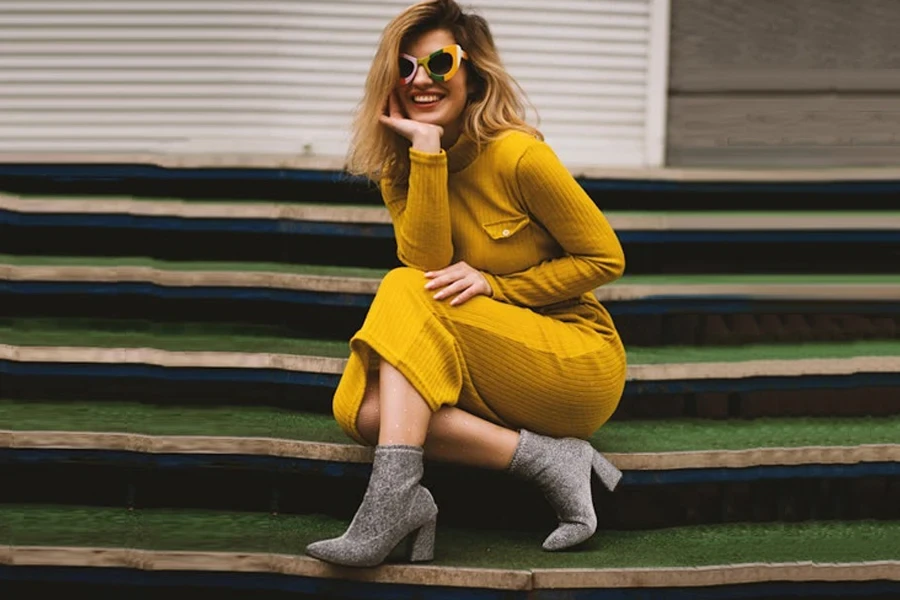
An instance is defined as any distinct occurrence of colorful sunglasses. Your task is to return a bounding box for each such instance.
[399,44,468,85]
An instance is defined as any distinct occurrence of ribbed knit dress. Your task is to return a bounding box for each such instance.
[333,130,627,444]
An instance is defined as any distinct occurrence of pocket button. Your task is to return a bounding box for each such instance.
[501,229,511,237]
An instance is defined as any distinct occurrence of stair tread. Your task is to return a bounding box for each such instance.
[8,505,900,571]
[4,254,900,286]
[3,318,900,367]
[3,399,898,456]
[4,194,900,230]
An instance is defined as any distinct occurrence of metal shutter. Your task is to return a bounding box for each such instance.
[0,0,668,169]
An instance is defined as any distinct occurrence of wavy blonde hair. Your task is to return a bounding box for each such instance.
[346,0,542,186]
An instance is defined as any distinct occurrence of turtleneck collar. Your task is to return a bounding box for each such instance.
[446,132,479,173]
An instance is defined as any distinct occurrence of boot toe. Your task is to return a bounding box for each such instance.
[541,523,595,551]
[306,539,369,566]
[305,539,337,562]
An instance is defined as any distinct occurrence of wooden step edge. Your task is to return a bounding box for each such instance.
[0,545,531,591]
[628,356,900,380]
[4,264,900,301]
[0,344,346,375]
[2,545,898,590]
[3,194,900,231]
[531,560,900,589]
[5,152,900,182]
[3,344,899,380]
[0,263,382,295]
[0,193,392,225]
[3,430,898,472]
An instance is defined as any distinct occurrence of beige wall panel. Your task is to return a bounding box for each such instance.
[670,0,900,92]
[667,94,900,167]
[667,0,900,167]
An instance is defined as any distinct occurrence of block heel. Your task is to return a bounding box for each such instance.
[591,450,622,492]
[408,517,436,562]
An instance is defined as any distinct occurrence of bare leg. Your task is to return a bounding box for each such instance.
[358,361,519,470]
[377,358,432,446]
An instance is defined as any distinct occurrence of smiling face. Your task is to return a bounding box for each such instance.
[397,28,472,147]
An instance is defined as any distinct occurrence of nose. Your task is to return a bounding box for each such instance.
[410,64,432,87]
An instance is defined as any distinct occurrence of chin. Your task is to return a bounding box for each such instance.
[410,113,446,127]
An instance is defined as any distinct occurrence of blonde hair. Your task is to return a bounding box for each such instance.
[345,0,542,185]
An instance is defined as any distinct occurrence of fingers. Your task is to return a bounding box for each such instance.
[449,284,482,306]
[379,91,399,130]
[424,262,490,306]
[388,90,404,119]
[377,113,396,130]
[432,276,471,301]
[424,262,466,290]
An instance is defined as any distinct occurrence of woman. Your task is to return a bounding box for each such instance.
[306,0,627,568]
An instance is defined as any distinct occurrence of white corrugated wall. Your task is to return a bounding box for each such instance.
[0,0,669,169]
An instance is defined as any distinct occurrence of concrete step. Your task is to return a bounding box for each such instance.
[0,397,900,491]
[3,255,899,345]
[2,318,899,408]
[3,505,899,599]
[3,194,899,244]
[4,398,899,465]
[3,195,900,273]
[3,161,900,211]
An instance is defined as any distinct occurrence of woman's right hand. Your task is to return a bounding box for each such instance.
[379,91,443,153]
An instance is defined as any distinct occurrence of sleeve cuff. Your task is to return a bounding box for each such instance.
[481,272,508,303]
[409,148,447,165]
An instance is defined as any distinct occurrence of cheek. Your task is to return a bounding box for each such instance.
[449,86,470,113]
[396,93,415,113]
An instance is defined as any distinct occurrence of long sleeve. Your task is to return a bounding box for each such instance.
[481,142,625,307]
[380,149,454,271]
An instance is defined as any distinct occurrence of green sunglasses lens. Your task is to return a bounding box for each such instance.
[427,51,454,76]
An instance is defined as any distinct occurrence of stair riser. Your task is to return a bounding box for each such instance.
[5,372,900,419]
[3,291,899,347]
[4,222,900,274]
[4,165,900,211]
[3,455,899,531]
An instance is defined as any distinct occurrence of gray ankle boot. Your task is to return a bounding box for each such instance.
[305,445,438,567]
[508,429,622,551]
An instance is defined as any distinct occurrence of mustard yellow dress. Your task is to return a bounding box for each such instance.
[333,131,627,444]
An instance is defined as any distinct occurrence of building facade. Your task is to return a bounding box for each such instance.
[0,0,897,171]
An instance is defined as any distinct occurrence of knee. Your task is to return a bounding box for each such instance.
[378,267,427,296]
[355,387,380,446]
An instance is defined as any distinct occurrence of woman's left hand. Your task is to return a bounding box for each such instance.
[425,261,493,306]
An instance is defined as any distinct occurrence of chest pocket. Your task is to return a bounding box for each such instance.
[481,214,530,240]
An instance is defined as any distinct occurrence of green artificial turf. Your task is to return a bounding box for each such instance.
[0,399,349,443]
[614,273,900,285]
[3,399,898,453]
[10,195,900,221]
[3,505,899,568]
[3,317,900,365]
[0,317,349,358]
[0,254,388,279]
[4,254,900,285]
[607,209,900,220]
[6,195,380,209]
[623,340,900,364]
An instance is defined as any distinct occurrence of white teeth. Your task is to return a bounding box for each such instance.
[413,95,441,104]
